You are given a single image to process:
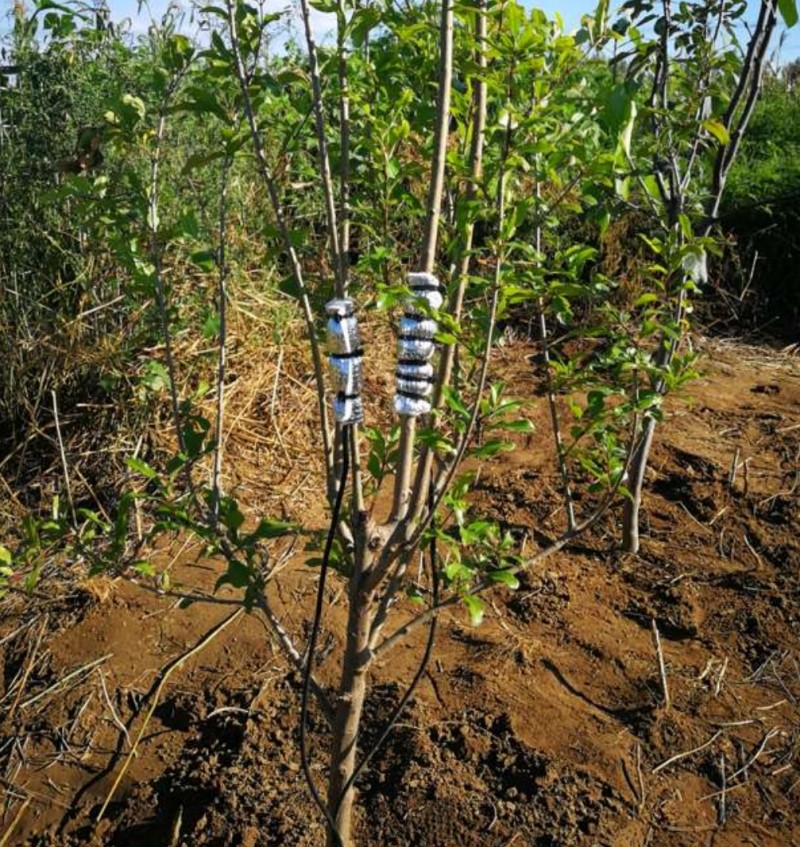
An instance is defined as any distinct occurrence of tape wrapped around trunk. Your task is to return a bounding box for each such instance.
[407,272,444,315]
[393,394,431,416]
[333,393,364,425]
[399,316,437,340]
[325,298,362,356]
[329,355,364,396]
[325,298,364,425]
[394,273,441,417]
[397,336,435,362]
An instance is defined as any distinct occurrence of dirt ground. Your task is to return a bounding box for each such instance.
[1,336,798,847]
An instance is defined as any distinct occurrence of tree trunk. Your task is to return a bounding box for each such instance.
[621,415,657,554]
[325,539,374,847]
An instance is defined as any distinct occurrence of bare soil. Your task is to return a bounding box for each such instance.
[2,336,799,847]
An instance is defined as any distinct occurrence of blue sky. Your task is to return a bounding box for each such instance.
[3,1,799,59]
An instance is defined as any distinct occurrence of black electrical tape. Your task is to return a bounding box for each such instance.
[300,427,351,847]
[395,389,432,400]
[394,370,435,383]
[329,349,364,361]
[398,358,436,367]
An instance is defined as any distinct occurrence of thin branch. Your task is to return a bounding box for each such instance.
[96,608,245,821]
[150,108,185,456]
[255,595,334,720]
[212,151,233,523]
[390,0,455,523]
[532,144,575,533]
[225,0,334,499]
[408,0,488,523]
[336,0,351,291]
[707,0,777,227]
[299,0,345,299]
[374,415,639,658]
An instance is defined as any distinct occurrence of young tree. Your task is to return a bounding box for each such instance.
[612,0,794,553]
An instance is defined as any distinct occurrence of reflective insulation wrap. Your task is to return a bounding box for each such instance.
[396,362,434,399]
[399,316,437,340]
[325,298,364,425]
[406,271,444,316]
[325,298,362,356]
[396,378,433,398]
[397,362,434,381]
[395,272,441,416]
[394,394,431,417]
[397,336,435,362]
[329,354,364,396]
[334,393,364,425]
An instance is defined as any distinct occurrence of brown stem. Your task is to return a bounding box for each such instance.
[325,542,375,847]
[225,0,335,500]
[390,0,455,524]
[299,0,346,299]
[212,151,232,523]
[408,0,488,523]
[532,151,575,533]
[336,0,351,291]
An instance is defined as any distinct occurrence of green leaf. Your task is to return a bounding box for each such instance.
[0,545,11,566]
[463,595,485,627]
[248,518,298,540]
[191,249,216,272]
[778,0,798,27]
[126,457,158,480]
[619,98,637,158]
[702,118,730,145]
[470,439,515,459]
[487,569,520,589]
[215,559,251,591]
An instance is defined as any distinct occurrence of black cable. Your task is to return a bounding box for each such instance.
[300,425,351,847]
[335,480,440,813]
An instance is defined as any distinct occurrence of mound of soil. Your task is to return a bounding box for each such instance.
[2,338,798,847]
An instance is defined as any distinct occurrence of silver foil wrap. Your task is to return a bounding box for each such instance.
[397,337,435,362]
[325,298,353,318]
[329,355,364,396]
[396,362,434,398]
[393,394,431,417]
[397,362,434,380]
[407,272,444,315]
[334,394,364,425]
[326,298,364,425]
[396,378,433,398]
[399,316,437,340]
[325,299,361,356]
[326,315,361,356]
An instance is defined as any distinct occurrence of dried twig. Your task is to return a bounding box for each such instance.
[652,730,723,774]
[96,608,243,822]
[51,391,75,525]
[19,653,112,711]
[98,670,130,749]
[651,618,670,709]
[0,797,31,847]
[6,616,49,721]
